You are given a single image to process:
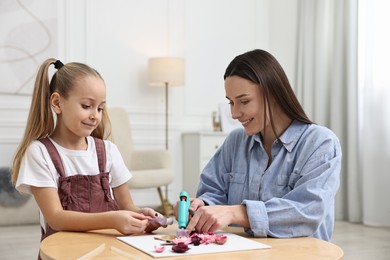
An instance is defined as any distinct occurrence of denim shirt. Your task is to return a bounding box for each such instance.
[196,120,341,241]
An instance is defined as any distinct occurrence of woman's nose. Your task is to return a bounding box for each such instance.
[231,106,241,119]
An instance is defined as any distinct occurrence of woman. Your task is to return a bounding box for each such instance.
[180,49,341,241]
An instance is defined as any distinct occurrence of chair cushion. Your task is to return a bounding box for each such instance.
[128,169,174,189]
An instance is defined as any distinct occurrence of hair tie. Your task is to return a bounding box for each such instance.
[54,60,64,70]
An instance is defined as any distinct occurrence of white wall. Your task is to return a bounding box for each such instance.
[0,0,299,207]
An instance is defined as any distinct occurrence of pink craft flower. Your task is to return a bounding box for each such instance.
[191,235,202,246]
[196,233,214,244]
[151,213,174,226]
[215,234,227,245]
[155,231,228,254]
[172,242,190,253]
[172,236,192,245]
[154,245,165,253]
[189,232,227,245]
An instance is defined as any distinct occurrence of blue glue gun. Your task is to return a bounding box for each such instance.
[177,191,191,230]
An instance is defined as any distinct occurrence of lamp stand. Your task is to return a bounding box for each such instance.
[158,82,174,216]
[165,82,169,150]
[148,57,185,217]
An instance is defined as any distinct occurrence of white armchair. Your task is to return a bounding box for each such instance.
[108,107,174,216]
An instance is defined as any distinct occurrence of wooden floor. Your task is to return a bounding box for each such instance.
[0,221,389,259]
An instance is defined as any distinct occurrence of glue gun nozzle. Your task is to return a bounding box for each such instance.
[177,228,188,237]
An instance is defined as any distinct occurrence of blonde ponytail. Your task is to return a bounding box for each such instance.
[11,58,57,185]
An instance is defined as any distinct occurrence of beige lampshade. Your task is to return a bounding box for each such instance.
[148,57,185,87]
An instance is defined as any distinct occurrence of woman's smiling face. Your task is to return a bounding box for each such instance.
[225,75,269,136]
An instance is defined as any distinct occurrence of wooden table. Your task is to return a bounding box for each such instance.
[40,225,343,259]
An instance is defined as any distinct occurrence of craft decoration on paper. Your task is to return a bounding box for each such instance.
[117,232,271,258]
[154,232,228,253]
[149,213,174,226]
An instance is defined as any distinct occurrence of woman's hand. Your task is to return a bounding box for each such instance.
[173,197,204,220]
[186,204,248,233]
[185,205,230,233]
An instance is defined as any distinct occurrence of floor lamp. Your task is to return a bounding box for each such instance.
[148,57,185,215]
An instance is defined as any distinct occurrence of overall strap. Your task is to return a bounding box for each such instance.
[93,137,106,173]
[39,138,66,177]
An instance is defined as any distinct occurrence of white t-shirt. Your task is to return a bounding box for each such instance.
[15,136,132,230]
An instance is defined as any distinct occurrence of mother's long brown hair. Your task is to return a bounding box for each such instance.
[224,49,312,138]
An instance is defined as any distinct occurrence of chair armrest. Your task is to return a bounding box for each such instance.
[130,149,171,170]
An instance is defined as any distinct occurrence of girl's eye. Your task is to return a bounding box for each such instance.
[241,100,249,105]
[82,104,90,109]
[98,107,104,112]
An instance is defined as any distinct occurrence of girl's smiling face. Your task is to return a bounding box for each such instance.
[51,76,106,147]
[225,75,269,136]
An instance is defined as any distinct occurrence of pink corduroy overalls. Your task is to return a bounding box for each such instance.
[39,137,119,242]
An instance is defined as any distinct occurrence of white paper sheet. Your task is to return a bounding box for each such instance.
[117,232,271,258]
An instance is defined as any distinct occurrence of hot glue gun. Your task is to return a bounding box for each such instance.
[177,191,190,237]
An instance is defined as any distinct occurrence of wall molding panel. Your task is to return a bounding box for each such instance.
[1,0,274,207]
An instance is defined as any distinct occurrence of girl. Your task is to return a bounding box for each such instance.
[12,58,164,241]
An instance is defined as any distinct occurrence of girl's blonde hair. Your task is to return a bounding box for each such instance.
[11,58,111,185]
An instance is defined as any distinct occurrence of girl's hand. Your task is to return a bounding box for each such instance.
[113,210,150,235]
[140,207,169,233]
[139,207,156,218]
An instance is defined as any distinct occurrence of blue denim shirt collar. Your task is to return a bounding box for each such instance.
[250,120,309,153]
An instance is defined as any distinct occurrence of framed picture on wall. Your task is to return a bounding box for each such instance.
[0,0,58,95]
